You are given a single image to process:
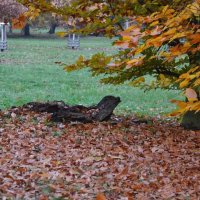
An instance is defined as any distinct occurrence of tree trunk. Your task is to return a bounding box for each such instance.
[181,111,200,130]
[48,23,57,34]
[9,22,12,34]
[22,24,30,36]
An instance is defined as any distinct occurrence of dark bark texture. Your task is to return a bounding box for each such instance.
[181,111,200,130]
[48,23,57,34]
[22,24,30,36]
[23,96,121,123]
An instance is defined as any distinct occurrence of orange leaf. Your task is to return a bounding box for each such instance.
[126,56,145,68]
[189,33,200,44]
[122,36,132,41]
[150,20,159,27]
[171,99,187,109]
[180,79,190,88]
[150,26,161,36]
[96,193,106,200]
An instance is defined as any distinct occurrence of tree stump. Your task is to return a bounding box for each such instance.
[181,111,200,130]
[24,96,121,123]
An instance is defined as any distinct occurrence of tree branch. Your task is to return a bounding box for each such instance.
[155,67,180,78]
[107,1,124,31]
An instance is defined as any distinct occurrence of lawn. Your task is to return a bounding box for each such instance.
[0,35,181,116]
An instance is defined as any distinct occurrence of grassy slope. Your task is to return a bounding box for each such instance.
[0,36,181,116]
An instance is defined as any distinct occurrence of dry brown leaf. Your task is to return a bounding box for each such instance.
[96,193,106,200]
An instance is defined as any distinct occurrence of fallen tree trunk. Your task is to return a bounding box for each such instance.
[23,96,121,123]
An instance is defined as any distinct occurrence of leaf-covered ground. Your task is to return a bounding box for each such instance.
[0,107,199,200]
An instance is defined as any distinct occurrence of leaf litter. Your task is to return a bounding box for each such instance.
[0,107,199,199]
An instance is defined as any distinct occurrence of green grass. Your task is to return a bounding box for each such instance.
[0,35,182,116]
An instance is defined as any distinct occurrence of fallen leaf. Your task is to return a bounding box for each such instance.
[96,193,106,200]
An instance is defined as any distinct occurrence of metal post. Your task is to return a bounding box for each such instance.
[67,33,80,49]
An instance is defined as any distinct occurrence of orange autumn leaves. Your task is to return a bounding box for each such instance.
[171,67,200,115]
[12,14,26,29]
[12,1,41,29]
[114,1,200,115]
[96,193,106,200]
[116,2,199,63]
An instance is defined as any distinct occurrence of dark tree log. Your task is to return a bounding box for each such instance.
[24,101,67,113]
[23,96,121,123]
[92,96,121,121]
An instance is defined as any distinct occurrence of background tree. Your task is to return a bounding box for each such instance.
[48,15,59,34]
[0,0,25,21]
[30,13,59,34]
[16,0,71,35]
[18,0,192,35]
[47,0,71,34]
[0,0,32,36]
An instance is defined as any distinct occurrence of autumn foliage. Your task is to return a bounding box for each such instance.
[17,0,200,116]
[111,1,200,115]
[0,0,25,20]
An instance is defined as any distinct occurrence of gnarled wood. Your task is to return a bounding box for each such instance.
[23,96,121,123]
